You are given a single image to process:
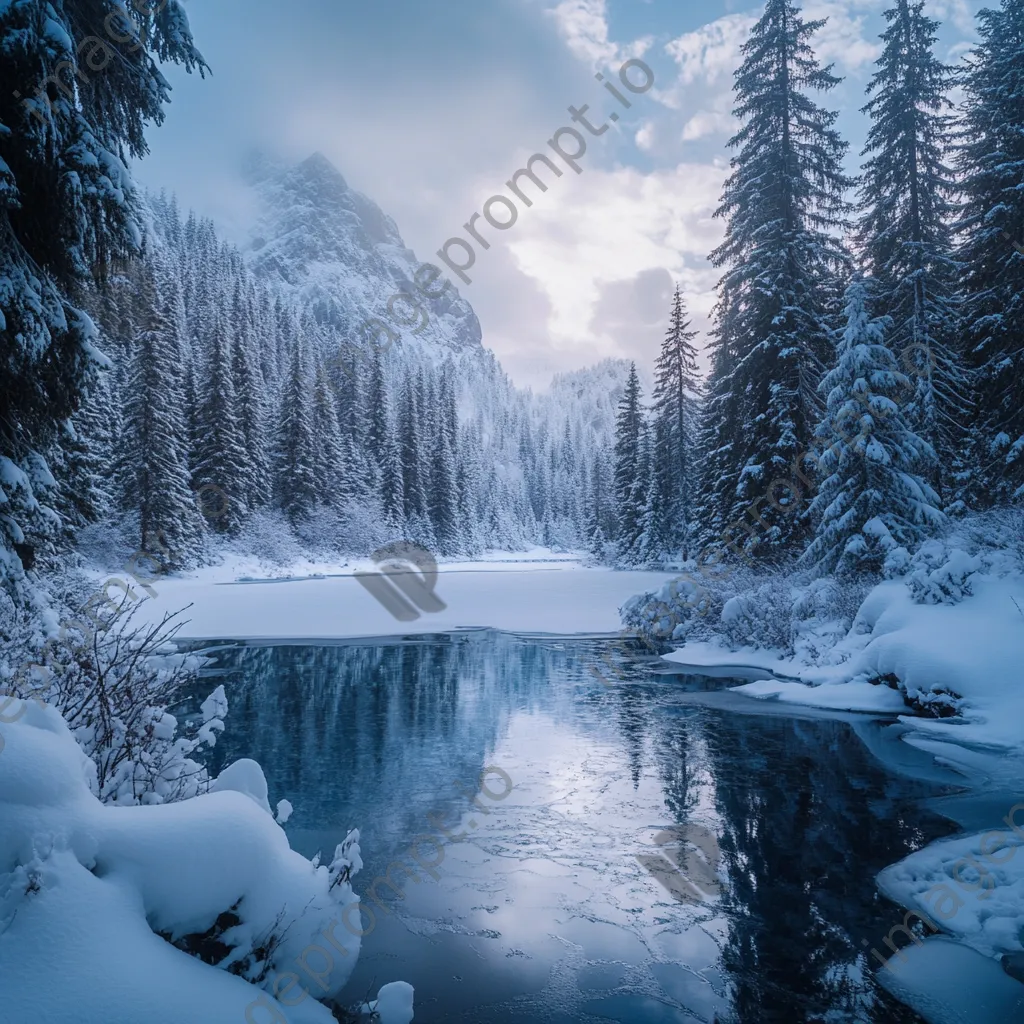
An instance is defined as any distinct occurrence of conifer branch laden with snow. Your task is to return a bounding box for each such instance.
[0,0,206,602]
[801,279,944,577]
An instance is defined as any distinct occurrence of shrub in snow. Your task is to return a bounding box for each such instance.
[226,507,306,566]
[901,540,982,605]
[294,499,394,557]
[790,577,870,663]
[622,570,726,641]
[719,576,797,654]
[5,600,223,805]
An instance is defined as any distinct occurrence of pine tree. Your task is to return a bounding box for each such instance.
[638,414,675,564]
[398,372,428,526]
[613,363,646,562]
[955,0,1024,505]
[230,277,271,509]
[0,0,205,597]
[652,286,701,556]
[311,362,346,506]
[857,0,965,495]
[193,298,249,534]
[429,369,460,553]
[122,257,203,564]
[699,0,853,557]
[801,280,943,576]
[274,324,319,523]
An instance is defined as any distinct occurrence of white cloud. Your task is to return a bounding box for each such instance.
[635,121,655,150]
[665,12,757,87]
[927,0,977,37]
[803,0,883,71]
[546,0,619,65]
[682,108,736,142]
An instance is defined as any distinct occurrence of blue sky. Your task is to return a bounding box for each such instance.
[143,0,983,388]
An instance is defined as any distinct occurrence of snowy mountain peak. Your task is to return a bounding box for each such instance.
[240,151,482,360]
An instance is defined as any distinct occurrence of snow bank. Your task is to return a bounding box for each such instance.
[876,817,1024,961]
[735,677,908,713]
[713,574,1024,751]
[0,700,365,1023]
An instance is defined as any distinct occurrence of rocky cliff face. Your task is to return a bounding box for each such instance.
[240,151,483,363]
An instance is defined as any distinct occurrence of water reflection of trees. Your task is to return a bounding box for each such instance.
[689,711,951,1024]
[181,634,609,868]
[182,638,955,1023]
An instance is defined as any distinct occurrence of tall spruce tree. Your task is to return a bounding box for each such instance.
[857,0,964,496]
[230,277,271,509]
[955,0,1024,505]
[613,363,646,562]
[311,362,346,506]
[0,0,204,597]
[274,325,319,523]
[398,372,429,530]
[193,300,249,534]
[122,257,203,564]
[652,286,701,556]
[430,369,460,554]
[801,279,943,576]
[699,0,853,558]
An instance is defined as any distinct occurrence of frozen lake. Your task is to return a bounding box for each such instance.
[180,633,1004,1023]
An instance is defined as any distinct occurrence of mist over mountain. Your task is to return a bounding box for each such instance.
[239,150,484,366]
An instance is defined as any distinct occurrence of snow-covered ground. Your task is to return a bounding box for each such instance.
[117,550,676,641]
[663,574,1024,756]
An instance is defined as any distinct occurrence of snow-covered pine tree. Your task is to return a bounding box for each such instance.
[47,380,114,549]
[274,320,319,523]
[801,279,943,576]
[857,0,965,497]
[613,363,646,563]
[230,277,271,509]
[637,414,674,565]
[652,285,701,557]
[365,347,389,491]
[311,362,346,506]
[584,449,615,556]
[121,256,203,565]
[398,372,429,529]
[193,295,249,534]
[0,0,204,598]
[699,0,853,558]
[456,421,483,556]
[955,0,1024,506]
[429,367,460,554]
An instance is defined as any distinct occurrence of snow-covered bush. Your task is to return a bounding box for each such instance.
[906,545,982,605]
[622,568,727,641]
[790,576,870,663]
[295,499,395,557]
[225,507,306,566]
[4,600,223,805]
[720,575,797,654]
